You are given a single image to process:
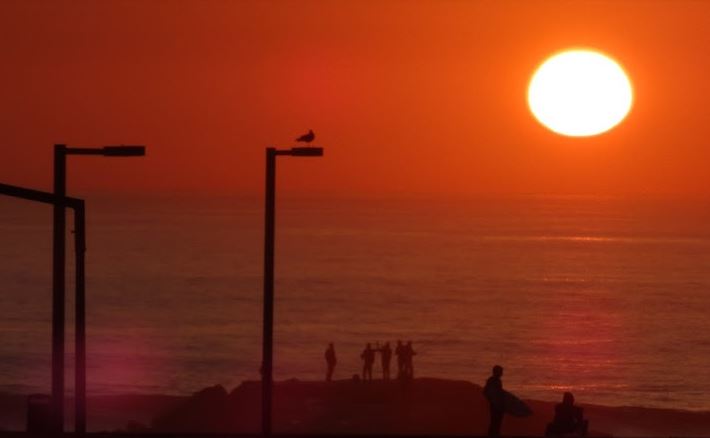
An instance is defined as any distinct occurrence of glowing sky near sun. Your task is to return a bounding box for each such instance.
[0,1,709,198]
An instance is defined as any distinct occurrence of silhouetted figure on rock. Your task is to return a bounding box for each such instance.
[403,341,416,379]
[325,343,336,382]
[395,340,405,379]
[361,343,375,381]
[484,365,505,437]
[380,342,392,380]
[545,392,589,437]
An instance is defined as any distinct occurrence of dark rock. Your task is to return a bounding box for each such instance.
[151,384,229,432]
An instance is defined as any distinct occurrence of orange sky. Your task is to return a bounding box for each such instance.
[1,1,709,198]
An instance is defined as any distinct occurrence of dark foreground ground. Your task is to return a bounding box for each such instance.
[3,378,710,436]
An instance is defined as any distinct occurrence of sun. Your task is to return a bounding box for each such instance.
[528,49,633,137]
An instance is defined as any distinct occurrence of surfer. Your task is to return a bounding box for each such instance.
[325,343,336,382]
[484,365,505,437]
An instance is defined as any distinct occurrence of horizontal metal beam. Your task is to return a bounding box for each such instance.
[0,182,83,209]
[274,147,324,157]
[65,145,146,156]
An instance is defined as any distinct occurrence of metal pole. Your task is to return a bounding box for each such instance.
[262,148,276,437]
[52,144,67,433]
[74,201,86,434]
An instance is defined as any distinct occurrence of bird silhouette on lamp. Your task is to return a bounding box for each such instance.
[296,129,315,143]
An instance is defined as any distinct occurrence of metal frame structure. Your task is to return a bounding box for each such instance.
[0,182,85,434]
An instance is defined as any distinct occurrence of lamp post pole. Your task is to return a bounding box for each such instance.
[74,200,86,434]
[261,148,276,437]
[51,145,67,434]
[261,146,323,437]
[51,144,145,434]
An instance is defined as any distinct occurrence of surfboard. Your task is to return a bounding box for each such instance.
[504,391,533,417]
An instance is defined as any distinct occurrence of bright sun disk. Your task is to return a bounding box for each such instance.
[527,49,633,137]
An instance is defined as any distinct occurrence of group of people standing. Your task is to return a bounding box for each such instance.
[325,341,417,382]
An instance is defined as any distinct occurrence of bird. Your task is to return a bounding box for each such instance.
[296,129,315,143]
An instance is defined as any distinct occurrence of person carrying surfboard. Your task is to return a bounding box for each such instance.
[484,365,506,437]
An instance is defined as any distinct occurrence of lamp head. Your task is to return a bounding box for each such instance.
[102,145,146,157]
[289,147,323,157]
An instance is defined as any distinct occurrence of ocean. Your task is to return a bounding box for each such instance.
[1,195,710,411]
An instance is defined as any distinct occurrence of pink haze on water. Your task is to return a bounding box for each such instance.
[1,195,710,411]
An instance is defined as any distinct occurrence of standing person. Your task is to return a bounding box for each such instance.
[380,342,392,380]
[404,341,417,379]
[395,340,405,379]
[484,365,505,437]
[325,343,337,382]
[360,343,375,381]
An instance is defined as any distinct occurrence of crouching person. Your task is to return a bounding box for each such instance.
[545,392,589,437]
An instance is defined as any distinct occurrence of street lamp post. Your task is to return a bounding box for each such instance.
[261,146,323,437]
[52,144,145,434]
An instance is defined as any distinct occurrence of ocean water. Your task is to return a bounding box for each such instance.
[1,195,710,411]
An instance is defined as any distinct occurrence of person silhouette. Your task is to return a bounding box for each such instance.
[325,343,336,382]
[484,365,505,437]
[360,343,375,381]
[404,341,417,379]
[545,392,588,437]
[380,342,392,380]
[395,340,405,379]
